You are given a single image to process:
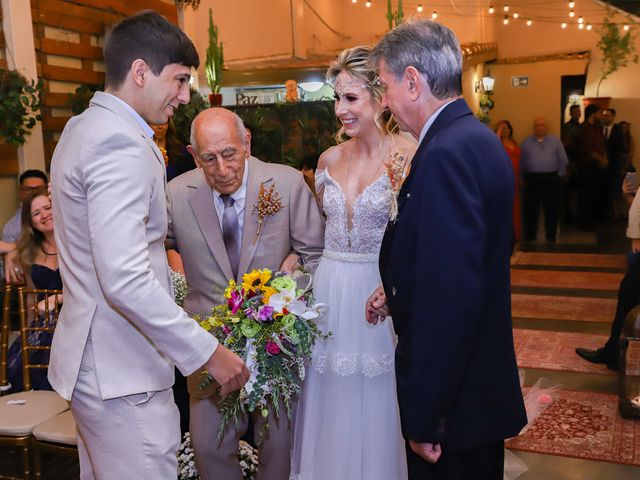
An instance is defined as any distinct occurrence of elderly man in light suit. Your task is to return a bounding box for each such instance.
[48,12,249,479]
[166,107,324,480]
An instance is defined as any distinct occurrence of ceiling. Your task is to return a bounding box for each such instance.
[609,1,640,16]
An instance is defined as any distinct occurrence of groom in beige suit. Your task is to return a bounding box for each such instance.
[49,13,249,479]
[166,108,324,480]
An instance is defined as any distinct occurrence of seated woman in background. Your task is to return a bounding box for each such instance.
[151,120,196,181]
[7,189,62,392]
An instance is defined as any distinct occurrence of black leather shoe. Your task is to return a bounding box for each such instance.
[575,347,609,364]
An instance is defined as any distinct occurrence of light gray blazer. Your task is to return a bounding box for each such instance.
[48,92,217,401]
[166,157,325,397]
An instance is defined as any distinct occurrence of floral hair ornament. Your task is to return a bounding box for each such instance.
[252,182,283,244]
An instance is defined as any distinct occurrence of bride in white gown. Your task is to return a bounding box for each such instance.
[290,46,415,480]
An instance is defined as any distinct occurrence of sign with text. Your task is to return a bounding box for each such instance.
[511,76,529,88]
[235,88,285,105]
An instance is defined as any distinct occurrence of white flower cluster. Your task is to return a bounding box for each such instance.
[171,269,188,308]
[177,433,259,480]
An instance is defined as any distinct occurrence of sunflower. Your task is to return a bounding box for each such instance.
[241,268,272,293]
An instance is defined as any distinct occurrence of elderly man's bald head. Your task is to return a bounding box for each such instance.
[187,108,251,195]
[533,116,547,139]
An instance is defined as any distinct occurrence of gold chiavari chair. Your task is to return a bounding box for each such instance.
[0,284,13,395]
[0,288,69,479]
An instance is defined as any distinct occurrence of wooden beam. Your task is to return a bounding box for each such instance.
[39,38,103,59]
[0,146,19,175]
[40,64,104,84]
[44,92,73,108]
[32,9,106,35]
[37,0,123,26]
[42,115,71,132]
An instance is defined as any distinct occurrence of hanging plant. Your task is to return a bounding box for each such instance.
[596,13,638,96]
[0,68,42,146]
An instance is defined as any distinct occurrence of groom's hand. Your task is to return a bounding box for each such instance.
[409,440,442,464]
[205,344,250,396]
[365,285,390,324]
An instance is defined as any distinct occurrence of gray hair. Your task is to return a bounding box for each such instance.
[370,19,462,99]
[189,108,248,152]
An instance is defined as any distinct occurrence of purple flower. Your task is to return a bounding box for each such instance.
[257,305,275,322]
[222,325,231,335]
[265,340,280,355]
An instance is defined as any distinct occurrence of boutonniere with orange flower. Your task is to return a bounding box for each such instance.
[251,183,283,243]
[385,150,411,221]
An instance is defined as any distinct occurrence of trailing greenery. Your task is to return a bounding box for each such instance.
[68,83,103,115]
[205,8,224,94]
[175,0,200,9]
[173,87,210,145]
[596,12,638,96]
[0,68,42,146]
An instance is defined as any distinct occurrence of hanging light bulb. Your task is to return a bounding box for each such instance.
[561,22,568,29]
[578,16,584,23]
[417,4,423,13]
[513,12,519,19]
[431,11,438,20]
[352,0,357,3]
[503,15,509,25]
[365,0,371,7]
[586,24,592,30]
[569,1,575,8]
[526,19,533,27]
[624,24,630,31]
[503,5,510,12]
[569,10,575,18]
[578,23,584,30]
[488,5,495,14]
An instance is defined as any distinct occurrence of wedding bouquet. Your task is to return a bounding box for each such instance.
[198,268,328,442]
[177,432,258,480]
[171,269,188,307]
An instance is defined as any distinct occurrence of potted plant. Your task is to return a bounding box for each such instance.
[585,11,638,109]
[205,8,224,106]
[0,68,42,146]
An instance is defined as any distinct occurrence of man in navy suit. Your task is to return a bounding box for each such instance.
[366,20,527,479]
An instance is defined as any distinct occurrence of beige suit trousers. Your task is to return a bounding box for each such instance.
[71,339,180,479]
[190,395,294,480]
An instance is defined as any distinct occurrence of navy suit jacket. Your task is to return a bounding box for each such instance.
[379,99,527,452]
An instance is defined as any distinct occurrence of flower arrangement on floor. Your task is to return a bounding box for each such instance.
[198,268,328,442]
[177,432,258,480]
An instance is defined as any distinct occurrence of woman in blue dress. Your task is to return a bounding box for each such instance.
[7,189,63,392]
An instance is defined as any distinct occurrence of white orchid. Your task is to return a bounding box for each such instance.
[268,288,308,315]
[300,302,328,320]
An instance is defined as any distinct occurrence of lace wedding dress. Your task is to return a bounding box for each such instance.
[290,169,407,479]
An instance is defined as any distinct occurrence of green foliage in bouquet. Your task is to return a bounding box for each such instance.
[0,68,42,146]
[198,269,329,443]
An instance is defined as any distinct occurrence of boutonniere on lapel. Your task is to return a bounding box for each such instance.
[385,150,411,222]
[251,183,283,244]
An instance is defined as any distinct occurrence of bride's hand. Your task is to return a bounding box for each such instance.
[365,286,389,324]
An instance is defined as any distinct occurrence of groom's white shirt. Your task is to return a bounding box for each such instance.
[48,91,217,401]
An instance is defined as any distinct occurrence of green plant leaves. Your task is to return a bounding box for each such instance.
[0,68,42,146]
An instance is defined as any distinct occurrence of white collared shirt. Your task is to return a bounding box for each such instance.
[418,99,458,145]
[211,160,250,233]
[106,92,155,139]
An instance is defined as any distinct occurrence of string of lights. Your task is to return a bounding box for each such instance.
[345,0,638,29]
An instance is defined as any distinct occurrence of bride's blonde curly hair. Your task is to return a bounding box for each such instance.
[326,45,396,143]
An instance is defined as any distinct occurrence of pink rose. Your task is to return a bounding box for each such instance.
[265,340,280,356]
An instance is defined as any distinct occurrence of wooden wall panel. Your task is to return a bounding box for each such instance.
[28,0,179,164]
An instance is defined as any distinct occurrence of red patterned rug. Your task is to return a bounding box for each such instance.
[511,270,623,292]
[507,389,640,466]
[512,294,616,323]
[512,252,627,269]
[514,329,621,376]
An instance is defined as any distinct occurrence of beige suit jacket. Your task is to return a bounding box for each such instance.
[166,157,325,398]
[48,92,217,401]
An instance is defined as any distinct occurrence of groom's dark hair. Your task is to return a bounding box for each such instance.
[103,10,199,89]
